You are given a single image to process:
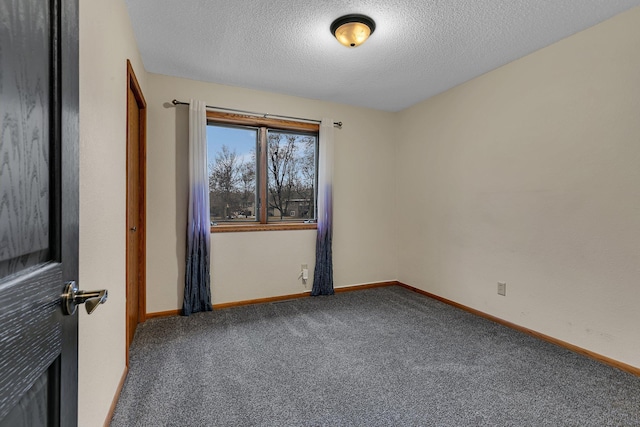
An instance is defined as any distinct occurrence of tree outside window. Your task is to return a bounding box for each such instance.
[207,118,317,227]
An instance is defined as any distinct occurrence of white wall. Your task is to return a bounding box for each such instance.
[146,74,398,311]
[396,7,640,369]
[78,0,146,425]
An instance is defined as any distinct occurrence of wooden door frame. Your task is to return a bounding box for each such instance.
[125,59,147,366]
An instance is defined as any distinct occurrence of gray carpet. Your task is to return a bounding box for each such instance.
[110,286,640,426]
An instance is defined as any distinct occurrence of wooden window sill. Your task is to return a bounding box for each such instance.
[210,223,317,233]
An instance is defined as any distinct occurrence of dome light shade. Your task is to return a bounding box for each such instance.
[330,14,376,48]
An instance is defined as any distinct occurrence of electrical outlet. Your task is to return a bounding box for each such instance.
[497,282,506,296]
[300,264,309,285]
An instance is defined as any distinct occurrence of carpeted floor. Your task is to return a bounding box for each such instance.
[110,286,640,426]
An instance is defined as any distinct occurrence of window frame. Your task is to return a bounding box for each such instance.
[207,111,319,233]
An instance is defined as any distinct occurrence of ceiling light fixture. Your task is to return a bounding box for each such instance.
[330,14,376,48]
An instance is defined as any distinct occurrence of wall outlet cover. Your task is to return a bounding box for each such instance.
[498,282,507,296]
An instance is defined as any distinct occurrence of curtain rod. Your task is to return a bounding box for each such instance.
[171,100,342,128]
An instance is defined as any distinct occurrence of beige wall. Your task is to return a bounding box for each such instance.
[146,74,398,311]
[78,0,146,425]
[396,7,640,368]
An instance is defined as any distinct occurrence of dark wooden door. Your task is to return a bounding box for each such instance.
[0,0,79,425]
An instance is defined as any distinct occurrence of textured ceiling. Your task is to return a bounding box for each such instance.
[125,0,640,112]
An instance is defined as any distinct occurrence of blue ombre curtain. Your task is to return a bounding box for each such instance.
[183,99,213,315]
[311,119,335,296]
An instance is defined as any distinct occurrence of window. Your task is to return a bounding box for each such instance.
[207,125,257,223]
[207,112,319,232]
